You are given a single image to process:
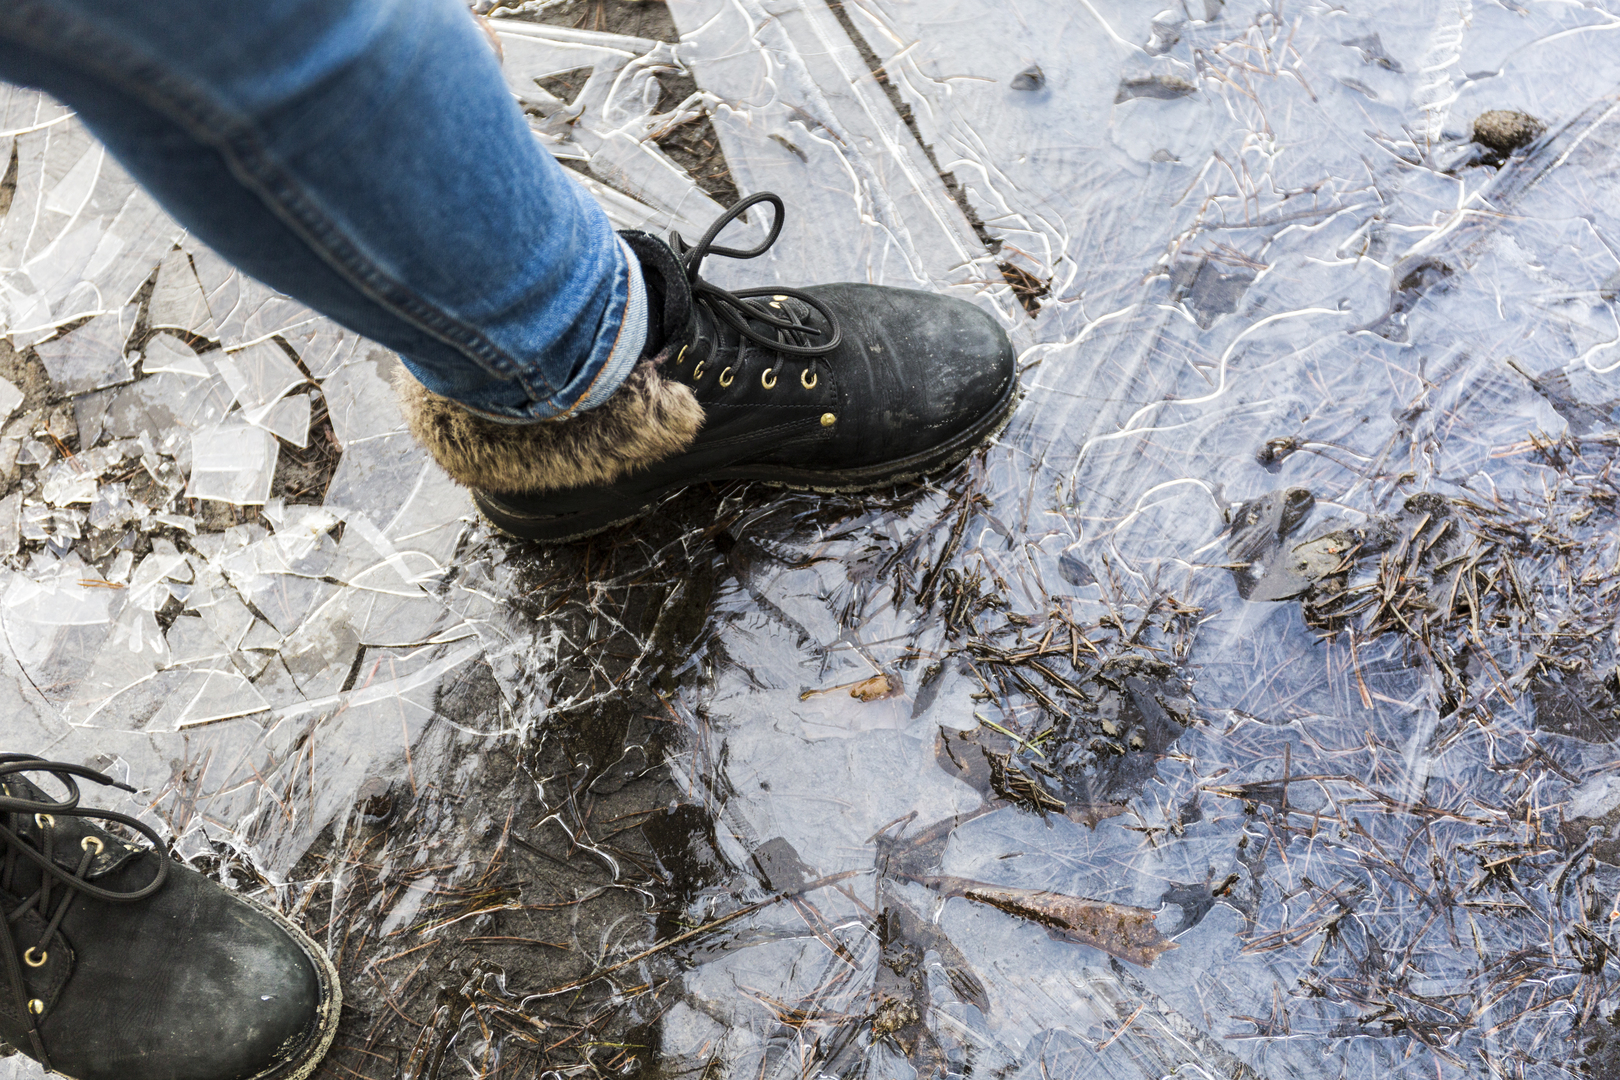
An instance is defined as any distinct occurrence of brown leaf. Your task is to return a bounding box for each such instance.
[915,875,1177,967]
[850,673,902,701]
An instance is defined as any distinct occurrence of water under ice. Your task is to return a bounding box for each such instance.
[4,0,1620,1077]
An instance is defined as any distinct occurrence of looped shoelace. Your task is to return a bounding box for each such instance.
[0,755,167,1072]
[672,192,843,359]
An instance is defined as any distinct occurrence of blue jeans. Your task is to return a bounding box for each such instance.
[0,0,646,421]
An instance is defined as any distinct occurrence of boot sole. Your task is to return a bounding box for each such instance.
[250,895,343,1080]
[475,374,1022,543]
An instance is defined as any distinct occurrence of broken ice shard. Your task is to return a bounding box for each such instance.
[32,310,136,394]
[140,332,211,378]
[213,340,306,426]
[186,422,278,505]
[148,248,215,335]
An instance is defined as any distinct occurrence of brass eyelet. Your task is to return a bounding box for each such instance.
[675,344,689,365]
[28,999,43,1015]
[718,367,734,387]
[81,836,104,855]
[24,948,46,968]
[800,369,817,390]
[692,360,706,379]
[820,413,837,427]
[34,814,53,829]
[761,368,777,390]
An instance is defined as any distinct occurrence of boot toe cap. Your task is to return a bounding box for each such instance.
[42,864,335,1080]
[920,293,1018,430]
[818,284,1016,453]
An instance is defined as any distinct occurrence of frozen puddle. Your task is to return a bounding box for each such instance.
[4,0,1620,1077]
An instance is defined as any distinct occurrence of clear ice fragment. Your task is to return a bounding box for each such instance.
[147,249,215,335]
[151,512,197,534]
[320,351,405,446]
[252,393,311,448]
[140,332,210,378]
[103,549,133,584]
[32,309,136,394]
[43,144,103,217]
[284,321,363,379]
[212,341,306,425]
[39,461,96,507]
[88,483,138,531]
[186,423,278,505]
[0,378,23,425]
[0,493,19,557]
[19,503,82,541]
[17,438,53,467]
[128,539,189,610]
[171,667,271,729]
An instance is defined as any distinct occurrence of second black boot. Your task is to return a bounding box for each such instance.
[0,755,340,1080]
[398,193,1019,542]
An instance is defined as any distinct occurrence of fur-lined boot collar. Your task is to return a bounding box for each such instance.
[395,358,703,495]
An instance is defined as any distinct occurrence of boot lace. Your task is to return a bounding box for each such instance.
[671,192,843,359]
[0,755,167,1071]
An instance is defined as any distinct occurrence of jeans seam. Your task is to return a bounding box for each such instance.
[0,0,560,398]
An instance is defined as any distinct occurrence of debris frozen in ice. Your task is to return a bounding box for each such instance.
[1010,64,1045,90]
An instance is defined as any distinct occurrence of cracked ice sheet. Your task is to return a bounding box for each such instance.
[0,88,183,345]
[0,94,512,1068]
[666,0,1017,307]
[624,1,1620,1078]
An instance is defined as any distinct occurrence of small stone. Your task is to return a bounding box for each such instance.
[356,778,393,821]
[1011,65,1045,91]
[1472,110,1544,157]
[1058,545,1096,587]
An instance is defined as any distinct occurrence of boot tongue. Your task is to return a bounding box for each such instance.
[619,230,694,359]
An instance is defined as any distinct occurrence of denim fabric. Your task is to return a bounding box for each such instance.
[0,0,645,420]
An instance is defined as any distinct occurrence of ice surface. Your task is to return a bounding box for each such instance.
[147,248,215,336]
[138,332,210,378]
[3,1,1620,1077]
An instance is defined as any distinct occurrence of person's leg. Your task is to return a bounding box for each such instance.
[1,0,1019,544]
[0,0,644,420]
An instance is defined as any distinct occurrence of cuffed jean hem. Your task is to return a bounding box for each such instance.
[575,235,648,412]
[401,232,647,424]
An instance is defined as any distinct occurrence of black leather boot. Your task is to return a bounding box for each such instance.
[398,193,1019,541]
[0,756,340,1080]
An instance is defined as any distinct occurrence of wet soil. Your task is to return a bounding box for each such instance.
[298,517,726,1080]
